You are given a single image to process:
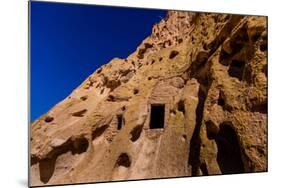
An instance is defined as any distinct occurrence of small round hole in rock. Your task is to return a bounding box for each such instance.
[44,116,54,123]
[133,88,139,95]
[178,38,183,44]
[80,96,88,101]
[159,57,163,61]
[169,50,179,59]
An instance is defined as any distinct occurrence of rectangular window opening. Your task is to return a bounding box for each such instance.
[149,104,165,129]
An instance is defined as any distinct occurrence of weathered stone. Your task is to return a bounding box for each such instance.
[30,11,267,186]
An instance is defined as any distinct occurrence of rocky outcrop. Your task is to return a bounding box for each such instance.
[30,11,267,186]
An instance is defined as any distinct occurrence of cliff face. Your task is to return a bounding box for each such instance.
[30,11,267,186]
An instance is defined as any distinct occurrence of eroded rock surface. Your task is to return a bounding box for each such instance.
[30,11,267,186]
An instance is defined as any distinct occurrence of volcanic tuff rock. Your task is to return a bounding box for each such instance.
[30,11,267,186]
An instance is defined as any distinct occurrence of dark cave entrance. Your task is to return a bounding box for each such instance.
[228,60,245,81]
[216,122,244,174]
[115,153,131,168]
[149,104,165,129]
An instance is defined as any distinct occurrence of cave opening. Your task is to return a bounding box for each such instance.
[228,60,245,80]
[216,122,244,174]
[149,104,165,129]
[115,153,131,168]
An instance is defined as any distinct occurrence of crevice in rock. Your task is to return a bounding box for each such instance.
[117,114,123,130]
[100,88,105,94]
[130,125,143,142]
[188,84,209,176]
[71,109,87,117]
[200,162,209,175]
[92,124,109,140]
[218,91,225,107]
[187,38,214,174]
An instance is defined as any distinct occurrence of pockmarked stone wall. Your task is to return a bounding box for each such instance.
[30,11,267,186]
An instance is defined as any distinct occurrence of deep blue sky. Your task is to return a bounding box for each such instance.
[30,1,166,122]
